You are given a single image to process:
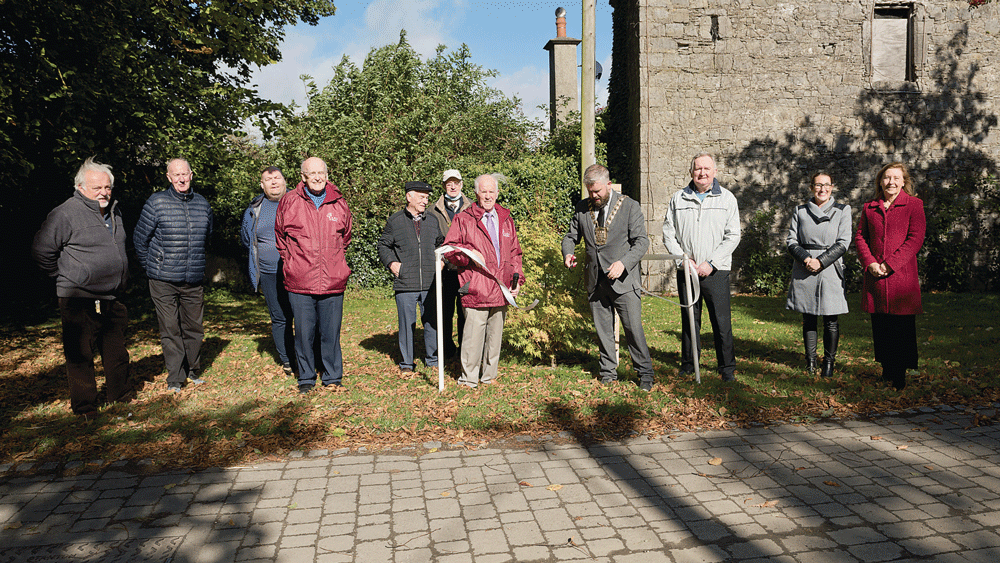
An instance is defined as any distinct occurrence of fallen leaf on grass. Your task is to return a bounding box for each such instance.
[708,457,723,466]
[823,481,840,487]
[546,484,563,491]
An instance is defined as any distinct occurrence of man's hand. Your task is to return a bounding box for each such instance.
[606,261,625,280]
[389,262,401,277]
[804,257,822,273]
[564,254,576,268]
[695,261,713,277]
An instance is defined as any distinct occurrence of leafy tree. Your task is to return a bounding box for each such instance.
[271,32,533,286]
[1,0,335,188]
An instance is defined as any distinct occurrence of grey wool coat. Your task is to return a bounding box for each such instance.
[785,198,852,315]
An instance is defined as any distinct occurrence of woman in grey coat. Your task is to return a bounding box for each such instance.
[786,173,852,377]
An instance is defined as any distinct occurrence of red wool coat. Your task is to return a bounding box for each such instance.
[854,190,926,315]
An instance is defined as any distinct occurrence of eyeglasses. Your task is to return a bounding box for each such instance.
[812,183,833,189]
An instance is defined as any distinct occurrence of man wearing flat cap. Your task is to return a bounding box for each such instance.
[378,181,444,373]
[430,169,473,359]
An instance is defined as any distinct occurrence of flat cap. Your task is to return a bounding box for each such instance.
[405,181,433,193]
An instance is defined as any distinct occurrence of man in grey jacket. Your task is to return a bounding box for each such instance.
[562,164,655,390]
[662,153,741,381]
[378,181,442,373]
[32,157,130,415]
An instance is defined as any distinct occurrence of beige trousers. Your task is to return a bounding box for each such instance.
[459,306,506,387]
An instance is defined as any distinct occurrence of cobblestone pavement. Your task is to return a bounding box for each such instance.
[2,405,999,563]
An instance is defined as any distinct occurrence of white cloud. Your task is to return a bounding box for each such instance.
[359,0,455,58]
[491,65,550,125]
[249,0,472,111]
[248,21,346,109]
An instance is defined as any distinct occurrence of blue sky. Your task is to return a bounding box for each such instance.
[249,1,614,126]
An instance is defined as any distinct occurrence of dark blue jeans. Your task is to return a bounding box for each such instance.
[288,291,344,386]
[258,270,294,366]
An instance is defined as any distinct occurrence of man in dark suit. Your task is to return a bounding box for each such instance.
[561,164,655,391]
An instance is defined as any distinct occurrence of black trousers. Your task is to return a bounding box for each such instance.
[871,313,918,371]
[148,279,204,384]
[59,298,129,413]
[439,269,466,357]
[677,269,736,377]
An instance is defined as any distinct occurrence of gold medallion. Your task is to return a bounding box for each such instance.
[595,227,607,245]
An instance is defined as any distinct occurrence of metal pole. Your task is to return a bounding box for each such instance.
[581,0,596,197]
[435,249,445,392]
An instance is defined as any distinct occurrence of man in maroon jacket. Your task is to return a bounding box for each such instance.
[275,157,353,394]
[443,174,524,388]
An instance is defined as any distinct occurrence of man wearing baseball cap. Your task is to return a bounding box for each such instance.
[378,181,444,373]
[430,169,473,359]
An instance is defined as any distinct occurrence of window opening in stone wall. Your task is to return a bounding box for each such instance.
[871,4,915,82]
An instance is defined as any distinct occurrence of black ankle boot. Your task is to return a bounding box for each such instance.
[820,318,839,378]
[890,367,906,390]
[804,329,818,374]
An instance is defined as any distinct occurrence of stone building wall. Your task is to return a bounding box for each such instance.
[610,0,1000,291]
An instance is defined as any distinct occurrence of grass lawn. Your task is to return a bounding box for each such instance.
[1,289,998,469]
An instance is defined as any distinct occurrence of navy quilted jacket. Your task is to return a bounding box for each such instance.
[133,186,213,284]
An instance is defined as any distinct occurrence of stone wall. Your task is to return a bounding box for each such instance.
[610,0,1000,291]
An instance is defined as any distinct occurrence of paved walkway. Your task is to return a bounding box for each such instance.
[1,405,999,563]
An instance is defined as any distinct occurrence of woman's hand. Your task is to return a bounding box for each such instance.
[804,257,822,273]
[868,262,889,277]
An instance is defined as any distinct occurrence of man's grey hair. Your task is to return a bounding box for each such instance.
[166,158,190,172]
[689,153,716,174]
[474,174,499,194]
[74,157,114,189]
[583,164,610,185]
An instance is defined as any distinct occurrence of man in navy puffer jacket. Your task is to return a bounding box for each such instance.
[134,158,214,393]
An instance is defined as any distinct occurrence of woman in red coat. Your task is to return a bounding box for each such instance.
[854,162,926,390]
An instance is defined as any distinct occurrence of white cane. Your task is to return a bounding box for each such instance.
[682,257,701,384]
[640,253,702,384]
[435,247,446,392]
